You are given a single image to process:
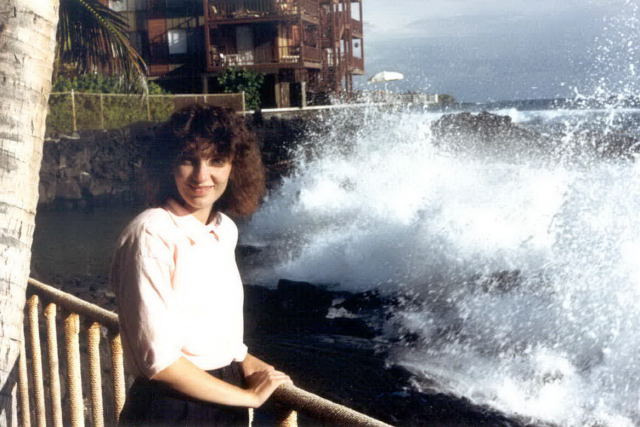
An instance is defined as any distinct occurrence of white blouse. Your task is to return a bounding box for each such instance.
[111,199,247,378]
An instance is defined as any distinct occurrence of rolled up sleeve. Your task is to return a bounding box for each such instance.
[114,228,182,378]
[233,343,248,362]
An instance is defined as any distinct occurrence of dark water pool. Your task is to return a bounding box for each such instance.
[31,207,139,282]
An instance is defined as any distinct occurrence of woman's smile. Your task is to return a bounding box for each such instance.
[188,183,215,195]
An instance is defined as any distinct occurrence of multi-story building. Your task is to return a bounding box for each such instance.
[107,0,364,107]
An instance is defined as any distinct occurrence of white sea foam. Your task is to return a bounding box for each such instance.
[243,2,640,424]
[243,105,640,425]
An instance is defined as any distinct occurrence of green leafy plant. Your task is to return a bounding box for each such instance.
[57,0,147,92]
[216,68,265,110]
[47,73,174,135]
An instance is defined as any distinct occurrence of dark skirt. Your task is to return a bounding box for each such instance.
[119,362,250,426]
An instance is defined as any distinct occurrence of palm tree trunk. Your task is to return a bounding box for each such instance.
[0,1,59,424]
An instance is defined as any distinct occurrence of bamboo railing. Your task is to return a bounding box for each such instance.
[19,278,391,427]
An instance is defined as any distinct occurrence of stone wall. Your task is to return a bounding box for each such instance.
[38,114,312,210]
[39,124,153,209]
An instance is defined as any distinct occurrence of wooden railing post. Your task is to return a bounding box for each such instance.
[18,334,31,427]
[27,295,46,427]
[146,95,151,121]
[275,408,298,427]
[65,313,84,427]
[88,323,104,427]
[44,303,63,427]
[110,333,126,423]
[99,93,105,129]
[70,89,77,133]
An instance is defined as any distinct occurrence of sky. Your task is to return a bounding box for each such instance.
[357,0,637,102]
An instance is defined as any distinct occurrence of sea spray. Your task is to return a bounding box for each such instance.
[243,2,640,424]
[243,104,640,425]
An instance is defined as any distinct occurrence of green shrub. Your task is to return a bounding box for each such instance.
[216,68,264,110]
[47,73,174,135]
[52,73,166,94]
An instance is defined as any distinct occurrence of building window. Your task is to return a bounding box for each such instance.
[109,0,146,11]
[109,0,126,12]
[168,29,187,55]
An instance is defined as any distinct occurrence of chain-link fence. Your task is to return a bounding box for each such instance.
[46,91,245,136]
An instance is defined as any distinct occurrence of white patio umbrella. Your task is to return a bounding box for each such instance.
[368,71,404,83]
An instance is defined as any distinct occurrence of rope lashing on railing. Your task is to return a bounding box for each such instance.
[27,295,46,427]
[88,323,104,427]
[44,303,63,427]
[21,277,391,427]
[28,278,119,332]
[274,406,298,427]
[18,335,31,427]
[109,334,126,423]
[274,384,393,427]
[24,278,127,426]
[65,313,84,427]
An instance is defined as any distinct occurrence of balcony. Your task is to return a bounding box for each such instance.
[208,0,319,21]
[350,56,364,73]
[350,18,362,35]
[208,45,322,71]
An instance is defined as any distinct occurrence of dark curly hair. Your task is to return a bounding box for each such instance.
[146,104,265,217]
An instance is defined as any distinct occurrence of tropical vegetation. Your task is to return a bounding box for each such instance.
[47,74,175,134]
[57,0,147,92]
[217,68,265,110]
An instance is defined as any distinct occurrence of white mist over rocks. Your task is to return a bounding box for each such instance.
[244,106,640,425]
[244,2,640,425]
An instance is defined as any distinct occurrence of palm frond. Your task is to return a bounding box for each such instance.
[57,0,148,92]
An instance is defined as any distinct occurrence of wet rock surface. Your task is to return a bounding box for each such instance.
[246,280,528,426]
[432,111,542,144]
[432,111,640,161]
[431,111,549,160]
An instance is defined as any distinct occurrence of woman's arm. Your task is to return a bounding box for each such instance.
[151,356,291,408]
[240,353,275,378]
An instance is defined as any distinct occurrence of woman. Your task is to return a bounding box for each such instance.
[111,104,291,425]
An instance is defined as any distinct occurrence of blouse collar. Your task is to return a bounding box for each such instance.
[165,199,221,243]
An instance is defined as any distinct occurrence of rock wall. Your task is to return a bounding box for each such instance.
[39,124,153,209]
[38,114,310,210]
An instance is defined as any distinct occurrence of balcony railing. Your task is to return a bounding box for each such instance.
[301,45,322,62]
[208,0,319,20]
[18,278,390,426]
[351,18,363,35]
[299,0,319,16]
[209,45,321,68]
[351,56,364,71]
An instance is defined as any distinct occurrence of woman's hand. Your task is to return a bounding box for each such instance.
[241,353,293,407]
[244,368,293,407]
[152,357,284,408]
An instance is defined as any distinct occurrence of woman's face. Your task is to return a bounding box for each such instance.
[173,150,232,224]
